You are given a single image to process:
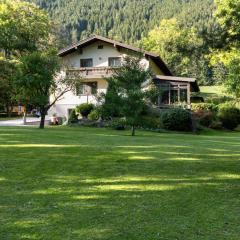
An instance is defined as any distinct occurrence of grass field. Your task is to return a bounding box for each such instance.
[0,126,239,240]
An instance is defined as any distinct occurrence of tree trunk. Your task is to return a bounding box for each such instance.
[6,103,10,117]
[39,108,46,129]
[131,125,135,136]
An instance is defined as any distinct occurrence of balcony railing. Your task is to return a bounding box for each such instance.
[66,67,119,79]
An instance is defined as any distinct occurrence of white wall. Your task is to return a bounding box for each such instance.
[51,40,163,119]
[63,41,124,68]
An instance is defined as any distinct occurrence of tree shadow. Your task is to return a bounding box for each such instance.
[0,127,240,239]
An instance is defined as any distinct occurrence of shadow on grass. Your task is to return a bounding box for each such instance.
[0,127,239,239]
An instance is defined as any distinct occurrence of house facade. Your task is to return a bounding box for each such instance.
[49,35,199,118]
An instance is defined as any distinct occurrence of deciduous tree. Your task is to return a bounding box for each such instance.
[15,51,77,129]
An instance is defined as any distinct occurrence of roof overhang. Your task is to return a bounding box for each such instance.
[153,75,200,92]
[58,35,172,76]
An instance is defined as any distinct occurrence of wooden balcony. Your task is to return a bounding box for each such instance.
[66,67,119,79]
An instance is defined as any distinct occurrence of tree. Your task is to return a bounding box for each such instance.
[15,51,77,129]
[225,58,240,99]
[0,0,51,54]
[0,0,54,118]
[104,56,151,136]
[0,57,18,116]
[214,0,240,47]
[210,0,240,97]
[141,19,205,81]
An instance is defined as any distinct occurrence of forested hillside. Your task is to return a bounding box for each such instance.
[30,0,215,44]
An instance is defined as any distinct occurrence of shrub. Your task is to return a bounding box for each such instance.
[68,109,78,123]
[160,108,192,131]
[209,121,222,130]
[217,106,240,130]
[192,103,218,112]
[206,96,233,105]
[88,109,100,121]
[76,103,94,118]
[193,110,215,127]
[110,118,126,130]
[137,116,160,130]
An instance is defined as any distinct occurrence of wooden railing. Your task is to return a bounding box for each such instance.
[66,67,119,79]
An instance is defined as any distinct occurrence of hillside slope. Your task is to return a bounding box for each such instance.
[30,0,215,44]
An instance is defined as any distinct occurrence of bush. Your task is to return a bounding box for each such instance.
[217,106,240,130]
[160,108,192,131]
[209,121,222,130]
[110,118,126,130]
[76,103,94,118]
[88,109,100,121]
[68,109,78,123]
[192,103,218,112]
[193,110,215,127]
[137,116,160,130]
[206,96,233,105]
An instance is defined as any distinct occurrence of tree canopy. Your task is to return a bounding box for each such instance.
[0,0,51,54]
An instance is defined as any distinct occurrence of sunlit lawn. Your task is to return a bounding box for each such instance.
[0,126,239,240]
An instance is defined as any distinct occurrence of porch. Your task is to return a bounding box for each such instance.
[153,75,199,109]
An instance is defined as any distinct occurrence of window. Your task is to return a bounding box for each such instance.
[108,57,121,67]
[80,59,93,67]
[98,45,104,49]
[68,109,74,117]
[170,89,178,104]
[159,83,170,105]
[180,89,188,102]
[76,82,97,95]
[158,83,189,106]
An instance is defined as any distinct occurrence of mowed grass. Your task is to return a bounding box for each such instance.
[0,127,239,240]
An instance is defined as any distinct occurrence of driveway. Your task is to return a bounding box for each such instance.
[0,117,50,126]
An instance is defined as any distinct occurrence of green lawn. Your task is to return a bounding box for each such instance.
[0,127,239,240]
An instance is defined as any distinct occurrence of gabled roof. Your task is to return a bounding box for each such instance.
[58,35,172,76]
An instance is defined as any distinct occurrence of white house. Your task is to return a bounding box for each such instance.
[49,35,199,119]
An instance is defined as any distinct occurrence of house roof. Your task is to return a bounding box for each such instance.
[153,75,199,92]
[58,35,172,76]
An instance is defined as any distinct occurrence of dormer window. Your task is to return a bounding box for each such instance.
[98,45,104,49]
[80,59,93,68]
[108,57,121,67]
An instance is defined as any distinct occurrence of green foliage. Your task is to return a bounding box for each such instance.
[141,19,203,77]
[68,109,78,123]
[192,103,218,112]
[0,0,51,53]
[210,0,240,96]
[215,0,240,46]
[15,50,63,128]
[30,0,215,45]
[101,82,123,119]
[193,110,215,127]
[137,116,160,130]
[15,51,60,107]
[225,58,240,98]
[0,58,17,115]
[76,103,94,118]
[218,105,240,130]
[160,108,192,131]
[104,56,151,136]
[88,109,100,121]
[110,118,126,130]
